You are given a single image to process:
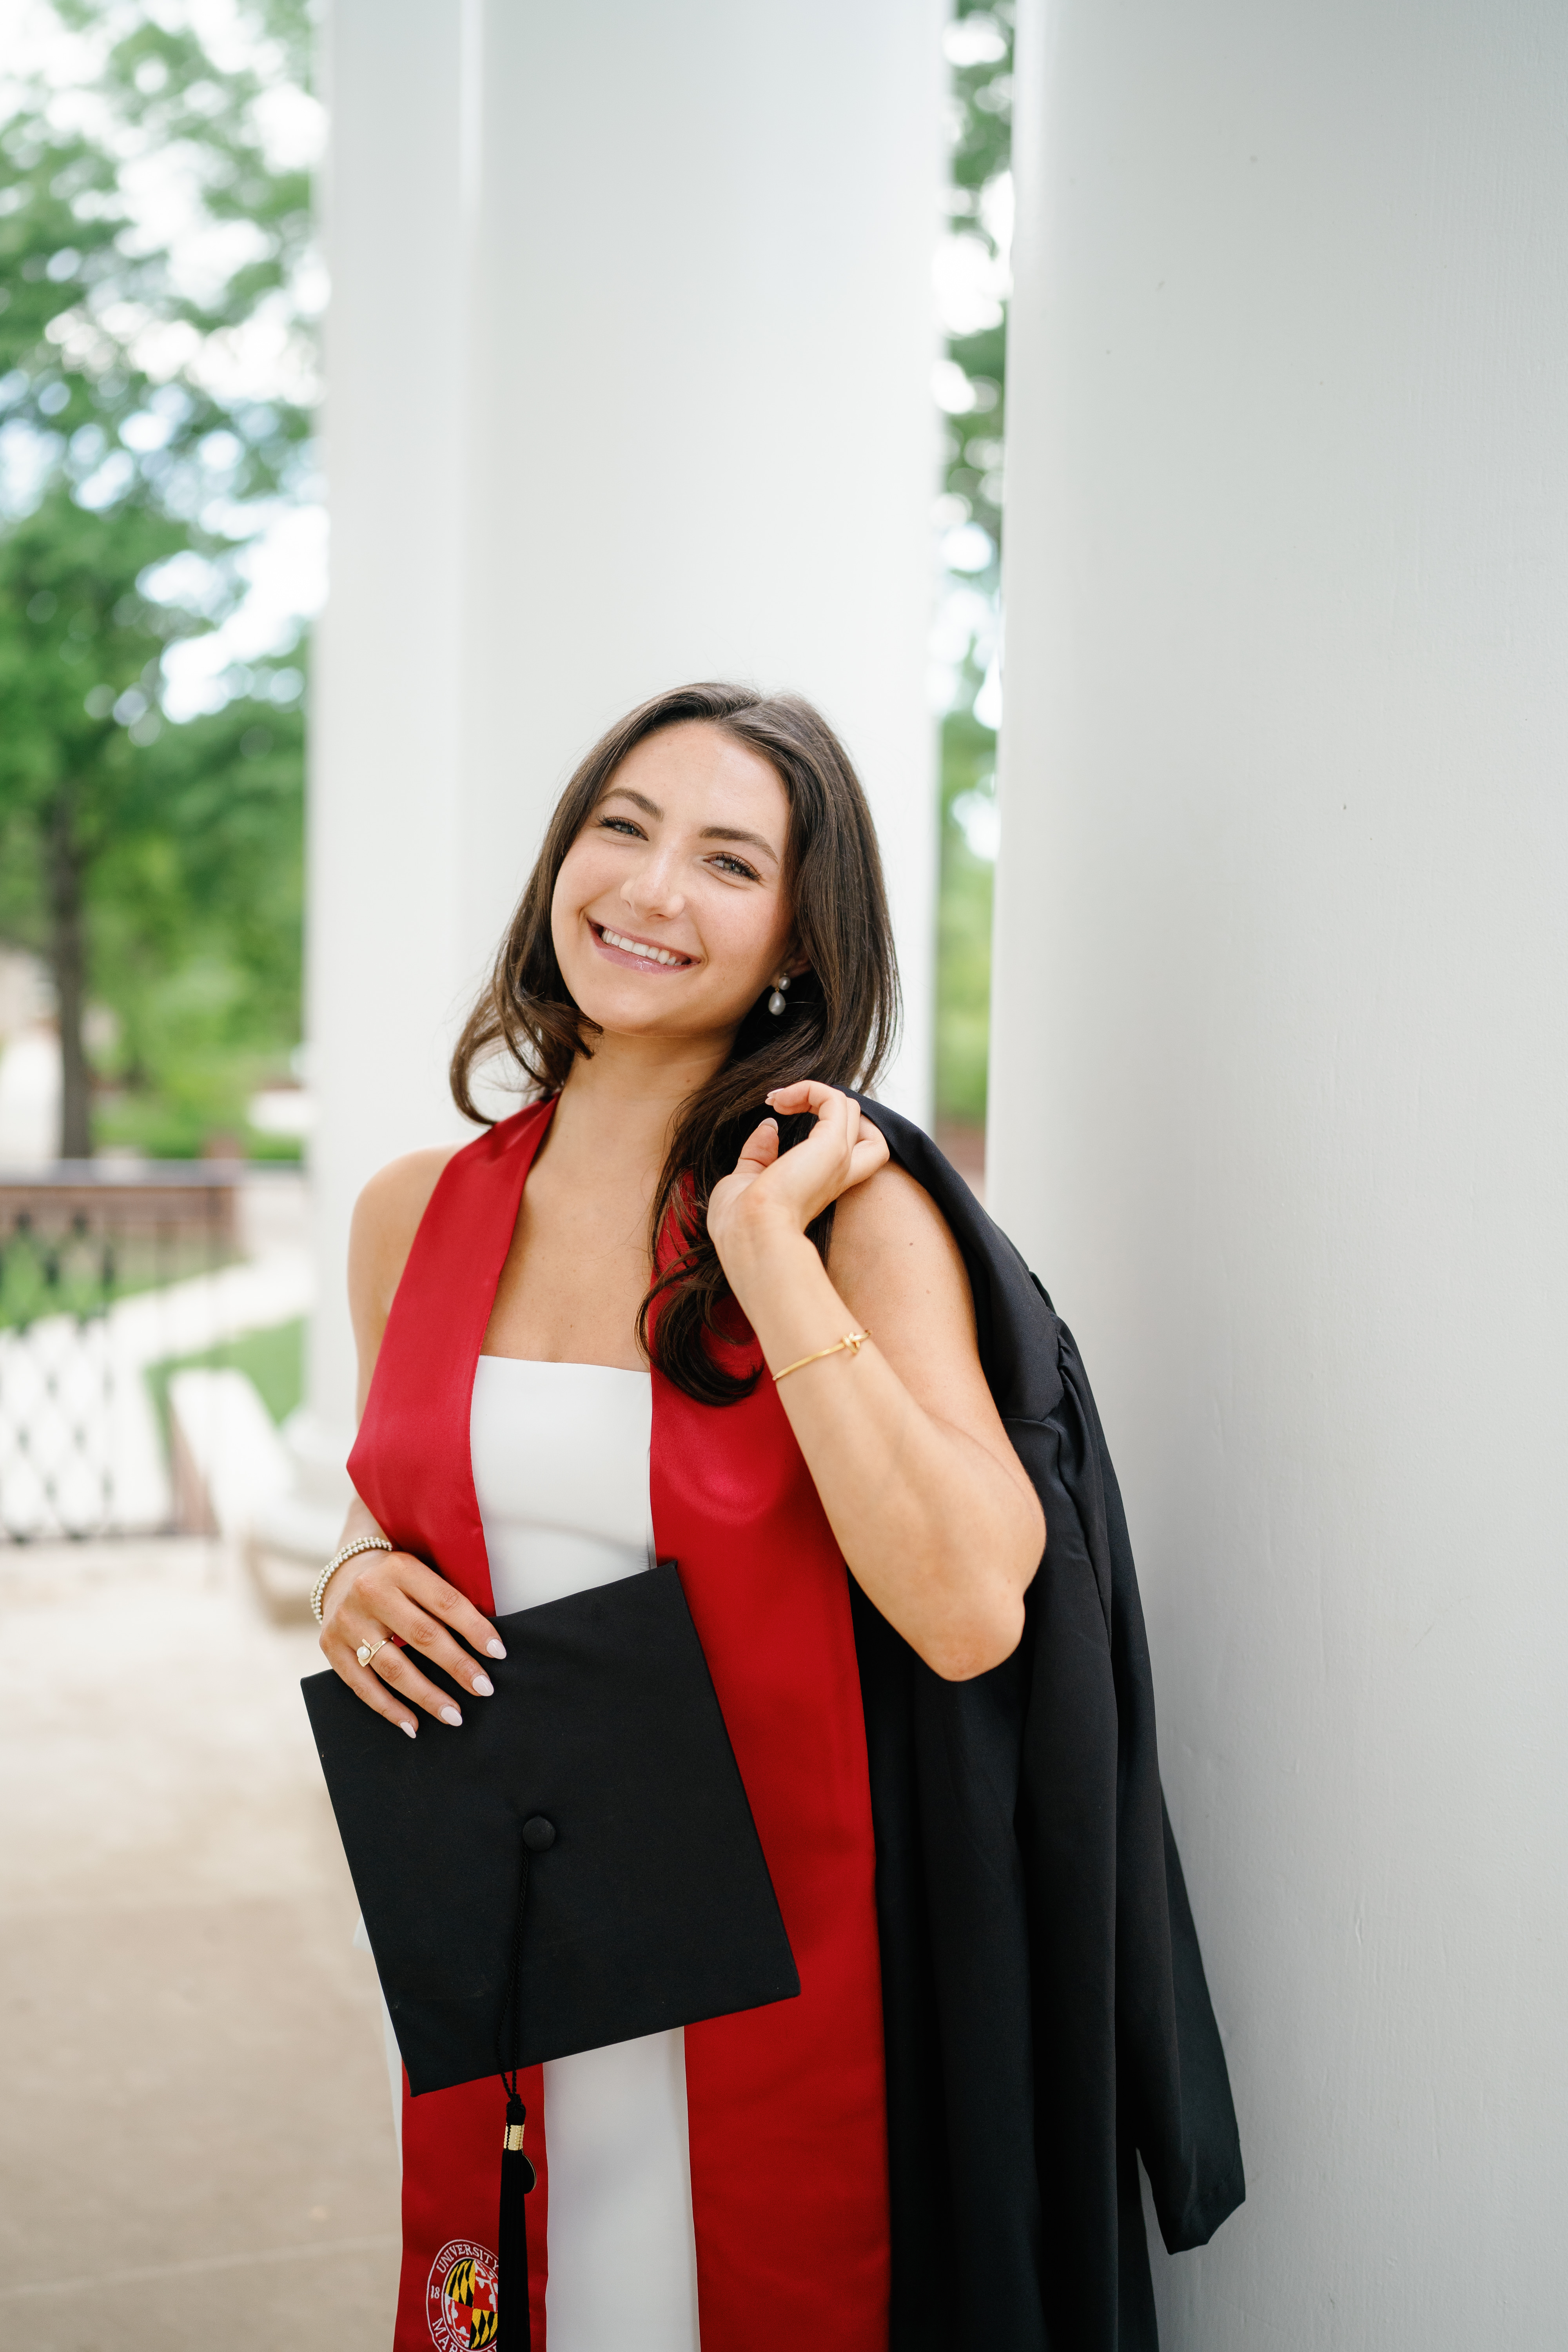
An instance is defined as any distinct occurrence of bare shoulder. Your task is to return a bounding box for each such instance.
[349,1146,463,1327]
[828,1160,975,1339]
[356,1144,461,1229]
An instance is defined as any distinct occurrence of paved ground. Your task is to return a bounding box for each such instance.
[0,1537,401,2349]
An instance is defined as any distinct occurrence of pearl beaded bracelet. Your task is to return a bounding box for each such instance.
[310,1534,392,1624]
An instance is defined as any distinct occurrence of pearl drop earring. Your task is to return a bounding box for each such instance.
[767,974,791,1017]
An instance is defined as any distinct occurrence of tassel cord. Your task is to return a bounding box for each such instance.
[498,1833,538,2345]
[499,1841,532,2113]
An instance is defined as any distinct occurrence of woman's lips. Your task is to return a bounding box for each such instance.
[589,921,697,974]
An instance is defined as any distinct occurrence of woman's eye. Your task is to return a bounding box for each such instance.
[710,853,760,880]
[598,816,642,838]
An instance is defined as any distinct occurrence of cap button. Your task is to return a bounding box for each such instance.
[521,1815,556,1851]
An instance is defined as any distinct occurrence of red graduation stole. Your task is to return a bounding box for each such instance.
[348,1101,890,2350]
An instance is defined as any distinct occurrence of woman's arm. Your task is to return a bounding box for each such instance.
[317,1147,507,1733]
[707,1084,1044,1681]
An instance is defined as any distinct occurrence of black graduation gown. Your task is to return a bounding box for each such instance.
[850,1096,1245,2351]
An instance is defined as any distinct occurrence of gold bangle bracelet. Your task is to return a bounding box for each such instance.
[772,1330,871,1383]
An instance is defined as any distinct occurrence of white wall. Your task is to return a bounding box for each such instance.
[310,0,945,1435]
[991,2,1567,2344]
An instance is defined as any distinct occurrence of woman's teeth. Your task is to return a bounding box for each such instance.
[599,927,690,967]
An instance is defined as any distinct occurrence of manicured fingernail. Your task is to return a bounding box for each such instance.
[472,1673,494,1696]
[486,1640,506,1659]
[440,1706,463,1727]
[400,1720,417,1740]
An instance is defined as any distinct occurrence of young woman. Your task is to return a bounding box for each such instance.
[316,683,1242,2352]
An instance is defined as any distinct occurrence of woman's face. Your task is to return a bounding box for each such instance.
[550,721,797,1046]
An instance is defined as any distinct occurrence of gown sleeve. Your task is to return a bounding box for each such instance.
[849,1099,1245,2352]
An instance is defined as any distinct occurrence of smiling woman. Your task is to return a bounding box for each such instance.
[306,682,1241,2352]
[449,684,902,1405]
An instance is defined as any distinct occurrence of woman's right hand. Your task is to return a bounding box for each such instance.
[320,1543,506,1737]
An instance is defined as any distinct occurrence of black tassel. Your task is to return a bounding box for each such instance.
[499,2092,536,2348]
[497,1813,554,2345]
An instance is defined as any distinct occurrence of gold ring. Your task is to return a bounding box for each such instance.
[356,1638,391,1668]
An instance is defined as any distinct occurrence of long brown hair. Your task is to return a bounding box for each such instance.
[450,682,901,1405]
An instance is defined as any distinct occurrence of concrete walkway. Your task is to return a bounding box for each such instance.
[0,1538,401,2348]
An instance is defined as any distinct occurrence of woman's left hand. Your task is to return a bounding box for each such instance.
[707,1081,889,1268]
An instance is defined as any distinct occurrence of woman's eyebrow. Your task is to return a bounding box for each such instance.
[700,824,779,863]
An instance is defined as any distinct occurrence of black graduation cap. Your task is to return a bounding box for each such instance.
[301,1559,799,2339]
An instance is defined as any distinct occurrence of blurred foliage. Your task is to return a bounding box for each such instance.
[88,690,305,1157]
[940,0,1011,559]
[145,1313,304,1441]
[935,2,1011,1129]
[937,704,998,1127]
[0,1,314,1158]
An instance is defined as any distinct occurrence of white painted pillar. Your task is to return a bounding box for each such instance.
[308,0,944,1448]
[991,3,1567,2344]
[303,0,469,1484]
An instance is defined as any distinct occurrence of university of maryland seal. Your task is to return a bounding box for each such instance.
[426,2239,499,2348]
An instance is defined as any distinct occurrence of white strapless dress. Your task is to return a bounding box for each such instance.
[468,1354,700,2352]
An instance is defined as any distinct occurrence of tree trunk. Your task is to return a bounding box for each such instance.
[47,790,91,1161]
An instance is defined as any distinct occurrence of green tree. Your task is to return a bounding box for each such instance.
[0,488,200,1151]
[934,3,1013,1130]
[0,1,314,1156]
[941,2,1012,560]
[91,689,305,1158]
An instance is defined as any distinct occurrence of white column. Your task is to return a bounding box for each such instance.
[991,4,1567,2345]
[307,0,469,1451]
[309,0,945,1450]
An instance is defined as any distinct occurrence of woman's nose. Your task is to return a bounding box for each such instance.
[623,852,685,919]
